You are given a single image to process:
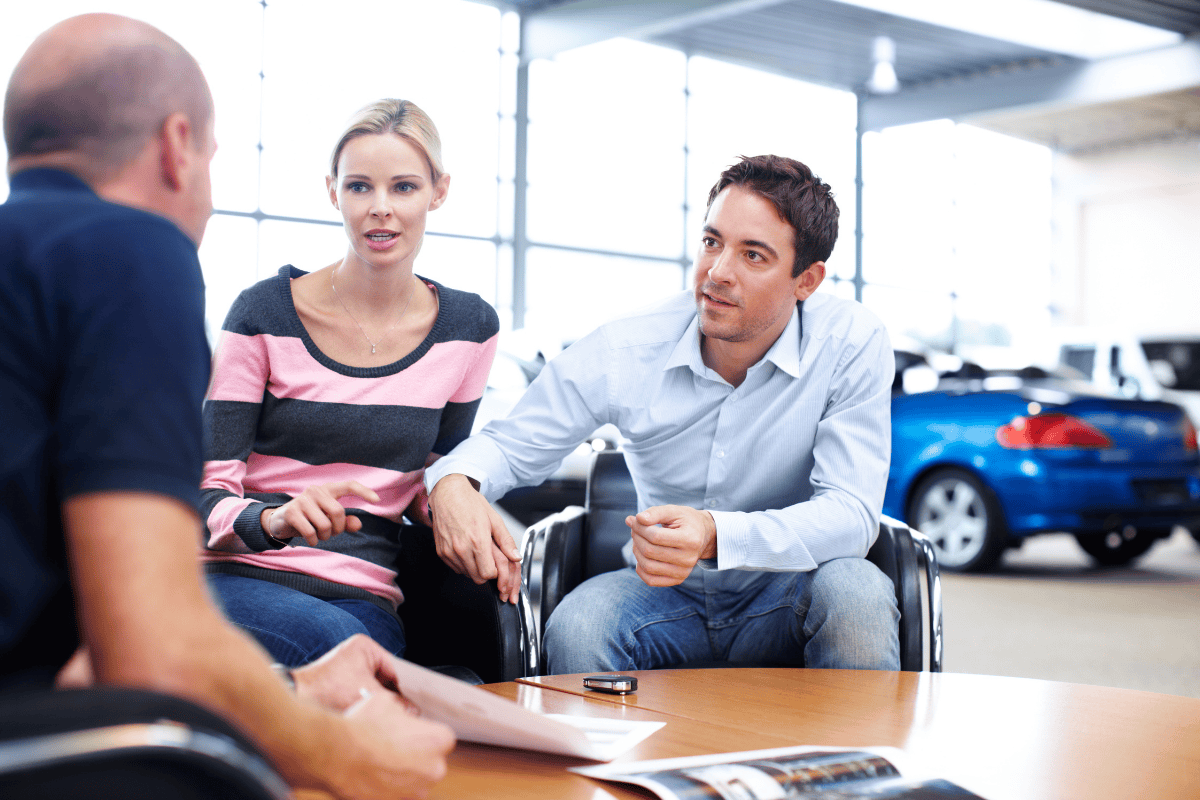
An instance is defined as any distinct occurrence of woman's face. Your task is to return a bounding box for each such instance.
[327,133,449,271]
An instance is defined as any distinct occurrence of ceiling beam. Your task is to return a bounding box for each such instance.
[521,0,790,62]
[861,37,1200,131]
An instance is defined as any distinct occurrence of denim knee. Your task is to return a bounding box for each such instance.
[803,558,900,670]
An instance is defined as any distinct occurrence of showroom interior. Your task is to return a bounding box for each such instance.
[2,0,1197,699]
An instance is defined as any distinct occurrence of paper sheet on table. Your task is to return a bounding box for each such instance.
[388,657,664,761]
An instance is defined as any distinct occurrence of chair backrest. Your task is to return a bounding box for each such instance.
[578,450,943,672]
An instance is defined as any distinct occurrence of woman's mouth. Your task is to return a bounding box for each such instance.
[365,231,399,250]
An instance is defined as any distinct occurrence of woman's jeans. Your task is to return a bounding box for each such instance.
[207,574,405,667]
[542,557,900,674]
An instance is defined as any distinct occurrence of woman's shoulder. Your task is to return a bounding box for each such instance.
[425,279,500,343]
[220,265,303,337]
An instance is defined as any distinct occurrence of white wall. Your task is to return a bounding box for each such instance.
[1051,140,1200,336]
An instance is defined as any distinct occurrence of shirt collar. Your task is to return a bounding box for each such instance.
[664,303,803,379]
[8,167,94,196]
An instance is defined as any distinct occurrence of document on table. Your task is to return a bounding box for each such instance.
[388,657,664,761]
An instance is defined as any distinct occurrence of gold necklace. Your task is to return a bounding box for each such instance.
[330,265,415,355]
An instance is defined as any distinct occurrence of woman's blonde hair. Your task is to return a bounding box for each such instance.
[329,98,444,182]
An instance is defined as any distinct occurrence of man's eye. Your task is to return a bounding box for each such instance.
[747,251,763,262]
[702,237,717,247]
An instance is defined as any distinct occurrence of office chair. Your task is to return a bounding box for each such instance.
[522,450,943,673]
[395,525,538,684]
[0,687,290,799]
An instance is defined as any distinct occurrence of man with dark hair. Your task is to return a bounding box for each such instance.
[425,154,899,673]
[0,14,453,798]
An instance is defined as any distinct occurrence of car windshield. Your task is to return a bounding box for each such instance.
[1141,340,1200,391]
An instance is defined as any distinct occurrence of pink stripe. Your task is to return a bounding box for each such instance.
[203,459,248,494]
[205,496,256,552]
[256,336,495,408]
[243,454,422,521]
[201,550,404,608]
[449,333,498,403]
[208,331,269,403]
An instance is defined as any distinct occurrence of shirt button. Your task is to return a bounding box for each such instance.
[716,450,725,458]
[707,499,718,508]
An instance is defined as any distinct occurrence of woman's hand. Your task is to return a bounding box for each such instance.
[262,480,381,547]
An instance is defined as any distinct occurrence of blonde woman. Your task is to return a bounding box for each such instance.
[200,99,499,666]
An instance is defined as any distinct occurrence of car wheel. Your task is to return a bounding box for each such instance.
[1073,526,1163,567]
[908,468,1007,573]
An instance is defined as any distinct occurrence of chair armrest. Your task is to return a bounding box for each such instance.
[521,506,586,673]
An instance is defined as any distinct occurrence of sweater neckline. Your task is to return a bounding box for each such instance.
[276,264,451,378]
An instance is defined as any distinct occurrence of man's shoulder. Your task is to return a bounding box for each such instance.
[595,290,696,352]
[803,290,889,348]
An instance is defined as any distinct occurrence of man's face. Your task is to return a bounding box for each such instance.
[182,116,217,244]
[693,184,815,350]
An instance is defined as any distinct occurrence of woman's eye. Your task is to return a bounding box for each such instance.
[396,182,416,193]
[348,182,369,193]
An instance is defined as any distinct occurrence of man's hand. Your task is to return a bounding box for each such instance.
[626,505,718,587]
[333,690,456,800]
[262,481,381,547]
[427,474,522,604]
[292,634,403,713]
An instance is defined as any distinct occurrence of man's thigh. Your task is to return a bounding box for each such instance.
[723,558,900,669]
[543,568,710,673]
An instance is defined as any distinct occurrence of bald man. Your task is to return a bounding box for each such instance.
[0,14,453,799]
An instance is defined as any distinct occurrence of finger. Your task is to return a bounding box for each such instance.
[293,495,336,541]
[467,540,499,583]
[433,537,467,575]
[344,513,363,533]
[322,479,381,505]
[488,510,522,562]
[280,506,320,547]
[311,492,350,535]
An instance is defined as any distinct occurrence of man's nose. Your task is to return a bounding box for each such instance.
[708,248,736,283]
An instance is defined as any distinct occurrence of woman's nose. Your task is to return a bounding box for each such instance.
[370,192,392,217]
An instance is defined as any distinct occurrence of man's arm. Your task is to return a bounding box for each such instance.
[424,329,613,595]
[64,491,454,800]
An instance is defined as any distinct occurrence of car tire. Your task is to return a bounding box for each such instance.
[908,468,1007,573]
[1073,526,1163,567]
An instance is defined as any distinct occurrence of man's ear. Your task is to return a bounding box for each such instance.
[157,112,194,193]
[794,261,827,301]
[428,172,451,211]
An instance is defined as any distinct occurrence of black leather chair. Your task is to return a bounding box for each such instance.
[0,687,290,799]
[395,525,537,684]
[522,450,943,673]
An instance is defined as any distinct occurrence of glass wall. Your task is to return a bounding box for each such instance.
[2,0,1053,359]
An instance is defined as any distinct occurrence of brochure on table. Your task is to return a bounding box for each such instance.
[388,657,664,761]
[572,745,988,799]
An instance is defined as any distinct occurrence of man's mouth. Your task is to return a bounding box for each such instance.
[702,289,737,308]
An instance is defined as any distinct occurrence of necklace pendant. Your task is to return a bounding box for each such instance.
[371,344,376,354]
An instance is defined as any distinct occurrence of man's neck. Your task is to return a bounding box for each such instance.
[700,334,773,388]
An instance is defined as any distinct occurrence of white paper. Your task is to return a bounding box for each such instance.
[388,658,664,761]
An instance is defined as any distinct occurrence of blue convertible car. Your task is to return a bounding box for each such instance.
[884,358,1200,572]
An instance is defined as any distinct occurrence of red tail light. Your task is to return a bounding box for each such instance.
[1185,417,1198,452]
[996,413,1112,449]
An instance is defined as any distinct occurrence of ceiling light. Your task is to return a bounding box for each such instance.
[867,35,899,93]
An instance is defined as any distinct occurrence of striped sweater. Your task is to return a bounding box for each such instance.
[200,265,498,611]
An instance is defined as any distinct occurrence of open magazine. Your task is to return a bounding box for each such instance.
[387,657,664,761]
[571,746,987,799]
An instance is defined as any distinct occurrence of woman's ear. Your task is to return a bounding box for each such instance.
[428,173,451,211]
[326,174,338,210]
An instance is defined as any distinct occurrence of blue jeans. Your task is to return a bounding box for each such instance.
[207,574,405,667]
[542,558,899,674]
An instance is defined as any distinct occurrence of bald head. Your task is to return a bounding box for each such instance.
[4,14,213,181]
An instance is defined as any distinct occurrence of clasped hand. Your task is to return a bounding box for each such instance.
[626,504,718,587]
[427,474,522,604]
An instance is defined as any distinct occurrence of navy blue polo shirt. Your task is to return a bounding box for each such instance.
[0,168,210,688]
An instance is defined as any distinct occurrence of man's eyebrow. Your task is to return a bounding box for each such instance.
[743,238,779,259]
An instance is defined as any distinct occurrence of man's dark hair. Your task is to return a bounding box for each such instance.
[706,155,839,278]
[4,41,212,177]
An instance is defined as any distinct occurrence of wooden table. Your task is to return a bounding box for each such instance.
[427,669,1200,800]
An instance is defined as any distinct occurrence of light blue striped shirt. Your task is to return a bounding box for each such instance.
[426,289,893,591]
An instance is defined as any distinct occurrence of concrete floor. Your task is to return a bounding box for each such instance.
[940,527,1200,699]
